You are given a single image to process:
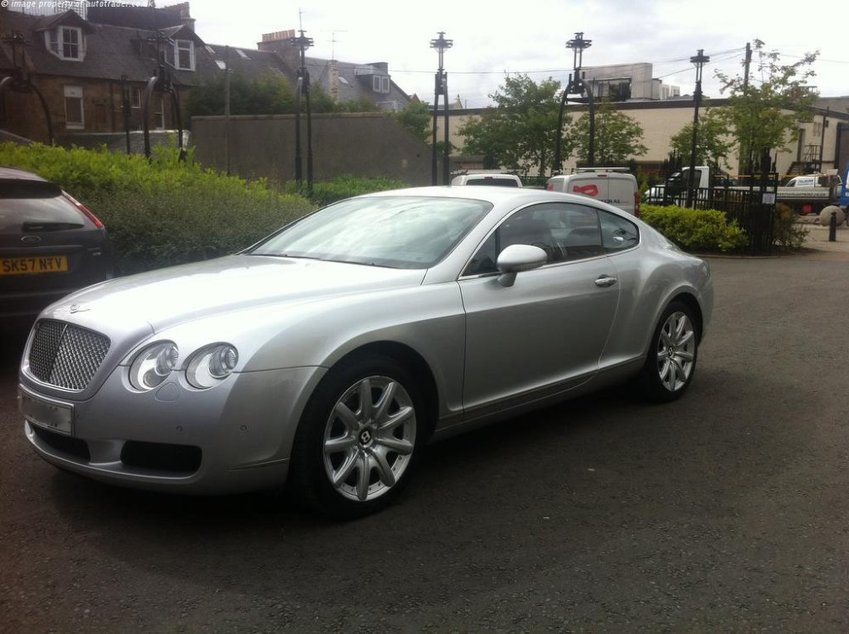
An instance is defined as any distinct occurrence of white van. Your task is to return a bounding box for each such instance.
[451,172,523,187]
[546,168,640,216]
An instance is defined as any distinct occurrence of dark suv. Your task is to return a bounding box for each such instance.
[0,167,112,326]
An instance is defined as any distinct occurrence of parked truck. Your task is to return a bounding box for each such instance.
[647,165,844,214]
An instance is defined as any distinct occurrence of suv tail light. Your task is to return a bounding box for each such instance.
[546,182,554,191]
[634,191,641,218]
[63,192,104,229]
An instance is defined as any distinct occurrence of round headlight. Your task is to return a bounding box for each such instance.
[186,344,238,389]
[129,342,179,391]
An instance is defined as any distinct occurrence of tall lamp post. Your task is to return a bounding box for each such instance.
[430,32,452,185]
[0,32,54,145]
[686,49,709,208]
[291,30,314,193]
[554,32,594,173]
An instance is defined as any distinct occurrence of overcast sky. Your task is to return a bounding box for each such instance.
[191,0,844,108]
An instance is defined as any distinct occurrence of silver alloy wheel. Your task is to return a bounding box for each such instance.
[655,310,696,392]
[322,375,417,502]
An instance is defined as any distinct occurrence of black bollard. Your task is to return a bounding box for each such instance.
[829,210,837,242]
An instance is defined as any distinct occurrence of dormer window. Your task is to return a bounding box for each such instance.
[174,39,195,71]
[372,76,390,94]
[45,26,85,61]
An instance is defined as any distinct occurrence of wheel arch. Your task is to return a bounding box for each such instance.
[329,341,440,439]
[668,291,704,342]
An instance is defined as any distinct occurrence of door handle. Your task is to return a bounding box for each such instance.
[594,275,617,287]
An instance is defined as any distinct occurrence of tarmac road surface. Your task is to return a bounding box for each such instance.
[1,242,848,632]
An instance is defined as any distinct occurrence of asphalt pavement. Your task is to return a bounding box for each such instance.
[1,230,849,632]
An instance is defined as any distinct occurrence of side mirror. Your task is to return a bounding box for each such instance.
[496,244,548,287]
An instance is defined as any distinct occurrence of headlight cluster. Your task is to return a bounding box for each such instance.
[128,342,238,391]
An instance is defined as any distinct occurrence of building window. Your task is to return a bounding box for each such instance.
[594,79,631,102]
[153,97,165,129]
[372,75,390,94]
[131,87,142,109]
[45,27,85,61]
[174,39,195,71]
[64,85,84,129]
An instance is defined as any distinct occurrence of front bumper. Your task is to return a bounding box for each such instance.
[20,363,326,495]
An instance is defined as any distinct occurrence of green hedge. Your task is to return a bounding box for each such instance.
[290,175,409,207]
[0,143,315,275]
[641,204,748,252]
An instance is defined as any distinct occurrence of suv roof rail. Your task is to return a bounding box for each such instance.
[575,167,631,173]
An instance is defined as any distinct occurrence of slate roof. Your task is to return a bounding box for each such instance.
[0,7,410,108]
[86,5,183,30]
[203,44,295,85]
[304,57,411,110]
[0,9,200,85]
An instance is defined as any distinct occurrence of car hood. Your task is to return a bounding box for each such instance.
[44,255,427,332]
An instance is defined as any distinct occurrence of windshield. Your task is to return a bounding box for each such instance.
[249,195,492,269]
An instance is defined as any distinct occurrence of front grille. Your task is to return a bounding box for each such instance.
[28,320,110,391]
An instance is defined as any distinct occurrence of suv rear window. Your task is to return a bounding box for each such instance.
[0,191,86,233]
[466,177,520,187]
[0,179,62,199]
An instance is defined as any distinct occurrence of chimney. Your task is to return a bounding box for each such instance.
[166,2,195,32]
[259,29,298,68]
[330,59,339,101]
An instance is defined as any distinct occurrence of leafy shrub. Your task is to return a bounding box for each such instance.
[288,175,409,207]
[0,142,315,274]
[641,204,748,252]
[772,202,809,250]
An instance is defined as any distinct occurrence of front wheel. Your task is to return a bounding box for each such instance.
[289,354,424,519]
[636,302,699,402]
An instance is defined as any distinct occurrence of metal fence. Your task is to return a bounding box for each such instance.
[647,185,776,255]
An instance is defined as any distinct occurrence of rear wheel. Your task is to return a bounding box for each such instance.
[637,302,698,402]
[289,354,423,519]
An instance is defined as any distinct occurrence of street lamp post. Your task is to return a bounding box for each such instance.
[686,49,710,208]
[430,32,452,185]
[554,32,594,173]
[291,30,314,192]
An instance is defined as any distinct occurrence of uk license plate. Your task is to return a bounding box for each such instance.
[0,255,69,275]
[19,387,74,435]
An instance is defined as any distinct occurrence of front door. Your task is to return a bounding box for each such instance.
[458,202,620,412]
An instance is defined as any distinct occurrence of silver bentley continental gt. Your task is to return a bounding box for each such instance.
[18,187,712,518]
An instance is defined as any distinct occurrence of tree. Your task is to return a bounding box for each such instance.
[715,40,819,176]
[669,108,734,170]
[390,100,431,142]
[186,75,380,120]
[186,74,294,119]
[570,100,647,165]
[459,75,568,176]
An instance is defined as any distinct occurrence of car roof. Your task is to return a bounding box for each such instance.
[0,166,48,182]
[359,185,630,211]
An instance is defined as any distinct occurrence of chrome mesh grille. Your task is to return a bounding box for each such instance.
[28,320,111,391]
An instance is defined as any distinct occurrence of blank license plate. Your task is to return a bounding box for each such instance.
[0,255,69,275]
[19,388,74,435]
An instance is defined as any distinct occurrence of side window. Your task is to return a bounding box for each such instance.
[463,203,604,276]
[464,232,498,275]
[600,211,639,252]
[557,204,603,260]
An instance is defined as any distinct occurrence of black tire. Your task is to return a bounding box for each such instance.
[636,301,699,403]
[288,354,425,520]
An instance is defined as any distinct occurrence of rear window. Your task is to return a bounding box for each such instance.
[0,193,86,233]
[466,177,520,187]
[0,179,61,199]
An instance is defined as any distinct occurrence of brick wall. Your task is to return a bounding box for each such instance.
[2,75,190,143]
